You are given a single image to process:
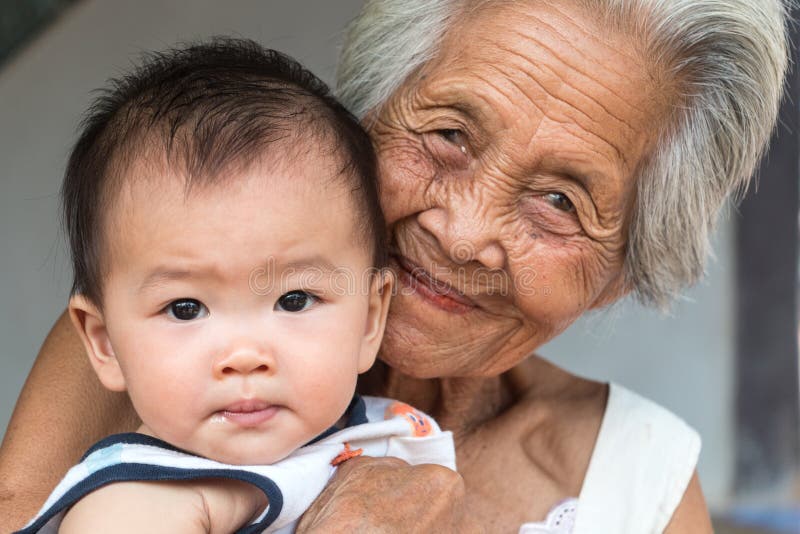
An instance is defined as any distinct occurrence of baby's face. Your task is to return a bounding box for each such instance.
[79,150,386,464]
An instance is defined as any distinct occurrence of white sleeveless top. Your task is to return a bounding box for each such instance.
[519,383,701,534]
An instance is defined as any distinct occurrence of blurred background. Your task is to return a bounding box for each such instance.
[0,1,797,531]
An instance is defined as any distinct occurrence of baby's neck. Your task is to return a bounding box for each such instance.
[358,362,516,442]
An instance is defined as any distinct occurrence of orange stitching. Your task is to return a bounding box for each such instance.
[331,442,363,466]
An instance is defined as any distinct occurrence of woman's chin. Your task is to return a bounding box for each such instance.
[380,284,548,379]
[379,290,471,377]
[379,308,511,379]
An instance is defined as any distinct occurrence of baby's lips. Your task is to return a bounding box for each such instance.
[219,403,280,428]
[219,401,280,428]
[223,398,272,413]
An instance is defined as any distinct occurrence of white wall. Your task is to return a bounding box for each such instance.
[0,0,735,509]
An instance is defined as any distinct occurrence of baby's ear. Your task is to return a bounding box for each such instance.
[358,268,395,373]
[68,294,127,392]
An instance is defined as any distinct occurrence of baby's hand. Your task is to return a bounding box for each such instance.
[60,477,267,533]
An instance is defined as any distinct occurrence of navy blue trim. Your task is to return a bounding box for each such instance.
[348,394,368,426]
[20,394,371,533]
[86,395,369,458]
[14,463,283,534]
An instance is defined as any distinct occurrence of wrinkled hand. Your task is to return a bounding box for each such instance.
[296,456,479,533]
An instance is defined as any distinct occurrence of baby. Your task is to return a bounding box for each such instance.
[17,38,455,533]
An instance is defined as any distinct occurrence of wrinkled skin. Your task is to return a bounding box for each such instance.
[301,2,709,532]
[374,1,658,382]
[296,456,478,533]
[0,1,712,532]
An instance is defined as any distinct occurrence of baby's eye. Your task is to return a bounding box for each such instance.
[275,290,317,313]
[165,299,209,321]
[544,192,575,213]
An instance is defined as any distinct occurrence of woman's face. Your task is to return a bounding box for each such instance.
[370,1,669,378]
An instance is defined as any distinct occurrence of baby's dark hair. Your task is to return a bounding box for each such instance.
[62,37,386,308]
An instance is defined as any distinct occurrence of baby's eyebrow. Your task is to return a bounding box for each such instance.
[137,255,341,293]
[138,269,195,293]
[279,255,338,274]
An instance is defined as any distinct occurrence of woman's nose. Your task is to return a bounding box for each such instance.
[213,344,274,378]
[417,205,506,271]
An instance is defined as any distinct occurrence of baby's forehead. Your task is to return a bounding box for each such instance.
[102,144,372,262]
[63,42,384,308]
[110,136,357,209]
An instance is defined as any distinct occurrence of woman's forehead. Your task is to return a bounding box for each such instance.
[409,1,668,189]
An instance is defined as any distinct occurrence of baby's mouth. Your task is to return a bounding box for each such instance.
[217,399,280,428]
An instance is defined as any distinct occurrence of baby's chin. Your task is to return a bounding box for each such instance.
[135,423,156,438]
[136,423,299,465]
[201,446,295,466]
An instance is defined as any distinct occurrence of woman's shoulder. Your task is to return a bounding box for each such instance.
[505,358,701,530]
[507,357,699,449]
[573,382,701,532]
[600,383,701,441]
[584,382,701,478]
[588,382,701,479]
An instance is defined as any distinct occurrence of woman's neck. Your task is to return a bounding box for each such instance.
[358,361,516,442]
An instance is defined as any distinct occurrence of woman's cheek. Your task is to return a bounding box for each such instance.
[504,227,596,317]
[375,135,437,224]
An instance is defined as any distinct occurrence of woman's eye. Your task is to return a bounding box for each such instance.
[275,290,317,313]
[545,192,575,213]
[438,129,463,144]
[165,299,208,321]
[436,129,469,154]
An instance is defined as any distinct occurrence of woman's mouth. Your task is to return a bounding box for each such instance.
[218,399,279,428]
[393,255,477,314]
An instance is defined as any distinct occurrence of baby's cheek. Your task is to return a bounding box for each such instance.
[298,365,358,426]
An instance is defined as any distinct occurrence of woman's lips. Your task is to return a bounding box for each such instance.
[219,399,279,428]
[393,255,476,314]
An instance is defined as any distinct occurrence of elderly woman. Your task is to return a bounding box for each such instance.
[0,0,788,532]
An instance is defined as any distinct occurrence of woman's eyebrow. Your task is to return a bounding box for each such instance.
[421,84,489,127]
[537,152,620,197]
[447,99,490,130]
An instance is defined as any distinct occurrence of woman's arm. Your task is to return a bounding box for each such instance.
[664,471,714,533]
[0,310,140,530]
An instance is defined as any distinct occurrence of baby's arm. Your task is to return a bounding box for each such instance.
[60,478,267,533]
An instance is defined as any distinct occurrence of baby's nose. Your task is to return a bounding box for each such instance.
[213,345,273,378]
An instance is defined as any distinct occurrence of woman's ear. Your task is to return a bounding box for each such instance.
[68,294,127,392]
[358,268,395,373]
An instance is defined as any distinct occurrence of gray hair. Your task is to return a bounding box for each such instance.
[337,0,790,309]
